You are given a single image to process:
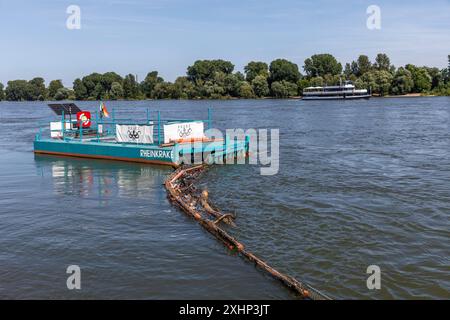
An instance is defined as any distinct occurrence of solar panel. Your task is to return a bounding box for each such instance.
[48,103,82,116]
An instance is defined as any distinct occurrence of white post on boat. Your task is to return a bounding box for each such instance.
[61,110,65,140]
[95,111,99,142]
[157,111,161,145]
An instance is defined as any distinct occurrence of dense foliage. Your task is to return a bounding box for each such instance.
[1,54,450,101]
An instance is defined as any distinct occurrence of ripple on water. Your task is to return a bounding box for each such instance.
[1,99,450,299]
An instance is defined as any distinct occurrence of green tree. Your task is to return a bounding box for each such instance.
[235,71,245,81]
[79,72,122,100]
[406,64,432,92]
[212,71,242,98]
[82,80,96,99]
[442,67,449,84]
[360,72,376,92]
[375,70,393,96]
[297,78,311,95]
[303,54,342,77]
[323,74,341,85]
[440,55,450,84]
[54,88,70,100]
[309,76,324,87]
[5,80,29,101]
[28,77,47,100]
[73,78,88,100]
[141,71,164,98]
[80,73,101,99]
[187,60,234,82]
[200,80,225,99]
[173,76,196,99]
[223,73,242,97]
[109,82,124,100]
[237,82,254,98]
[448,55,450,75]
[101,72,123,93]
[391,67,414,95]
[374,53,391,71]
[271,80,298,98]
[347,55,372,77]
[92,83,104,100]
[414,68,432,92]
[354,78,365,90]
[347,74,358,82]
[361,70,392,96]
[0,83,4,100]
[344,55,372,80]
[424,67,443,89]
[357,55,372,75]
[251,75,269,97]
[344,63,353,78]
[152,82,175,99]
[269,59,301,84]
[244,61,269,82]
[67,89,76,100]
[191,70,244,99]
[212,72,226,92]
[122,74,139,99]
[48,80,64,99]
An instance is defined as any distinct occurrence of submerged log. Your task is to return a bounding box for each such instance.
[200,190,236,226]
[164,165,331,300]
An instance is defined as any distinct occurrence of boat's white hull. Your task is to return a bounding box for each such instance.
[302,94,371,100]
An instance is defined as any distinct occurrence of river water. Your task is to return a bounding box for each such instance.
[0,98,449,299]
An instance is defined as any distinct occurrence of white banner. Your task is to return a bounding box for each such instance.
[50,121,72,138]
[163,121,204,143]
[116,124,154,144]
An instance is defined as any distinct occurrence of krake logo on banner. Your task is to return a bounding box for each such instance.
[164,121,205,143]
[116,124,154,144]
[128,128,141,140]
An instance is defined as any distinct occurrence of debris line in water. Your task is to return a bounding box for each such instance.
[164,164,331,300]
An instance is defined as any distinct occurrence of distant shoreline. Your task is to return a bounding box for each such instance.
[1,55,449,102]
[1,94,448,103]
[379,93,425,98]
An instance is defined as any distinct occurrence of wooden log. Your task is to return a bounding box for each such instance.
[200,190,236,226]
[164,165,331,300]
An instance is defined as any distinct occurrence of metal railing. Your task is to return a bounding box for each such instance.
[38,108,213,146]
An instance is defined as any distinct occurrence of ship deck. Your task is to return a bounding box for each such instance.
[34,106,248,167]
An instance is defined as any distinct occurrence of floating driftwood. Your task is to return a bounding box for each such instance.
[164,164,331,300]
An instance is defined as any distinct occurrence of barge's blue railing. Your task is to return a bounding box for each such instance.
[38,107,213,146]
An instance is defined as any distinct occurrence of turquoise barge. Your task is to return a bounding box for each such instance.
[34,104,248,167]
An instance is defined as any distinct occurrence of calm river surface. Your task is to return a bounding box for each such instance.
[0,98,449,299]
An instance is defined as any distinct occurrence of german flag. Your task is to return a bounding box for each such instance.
[100,101,110,118]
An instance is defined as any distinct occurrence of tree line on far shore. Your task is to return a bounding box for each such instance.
[1,53,450,101]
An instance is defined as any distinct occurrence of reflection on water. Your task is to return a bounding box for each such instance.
[1,150,291,299]
[34,154,170,199]
[1,99,450,299]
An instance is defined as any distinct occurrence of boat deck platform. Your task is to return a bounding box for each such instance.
[34,107,249,167]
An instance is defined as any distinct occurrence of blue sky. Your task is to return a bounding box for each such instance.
[1,0,449,86]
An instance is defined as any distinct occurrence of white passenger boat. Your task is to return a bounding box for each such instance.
[302,81,371,100]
